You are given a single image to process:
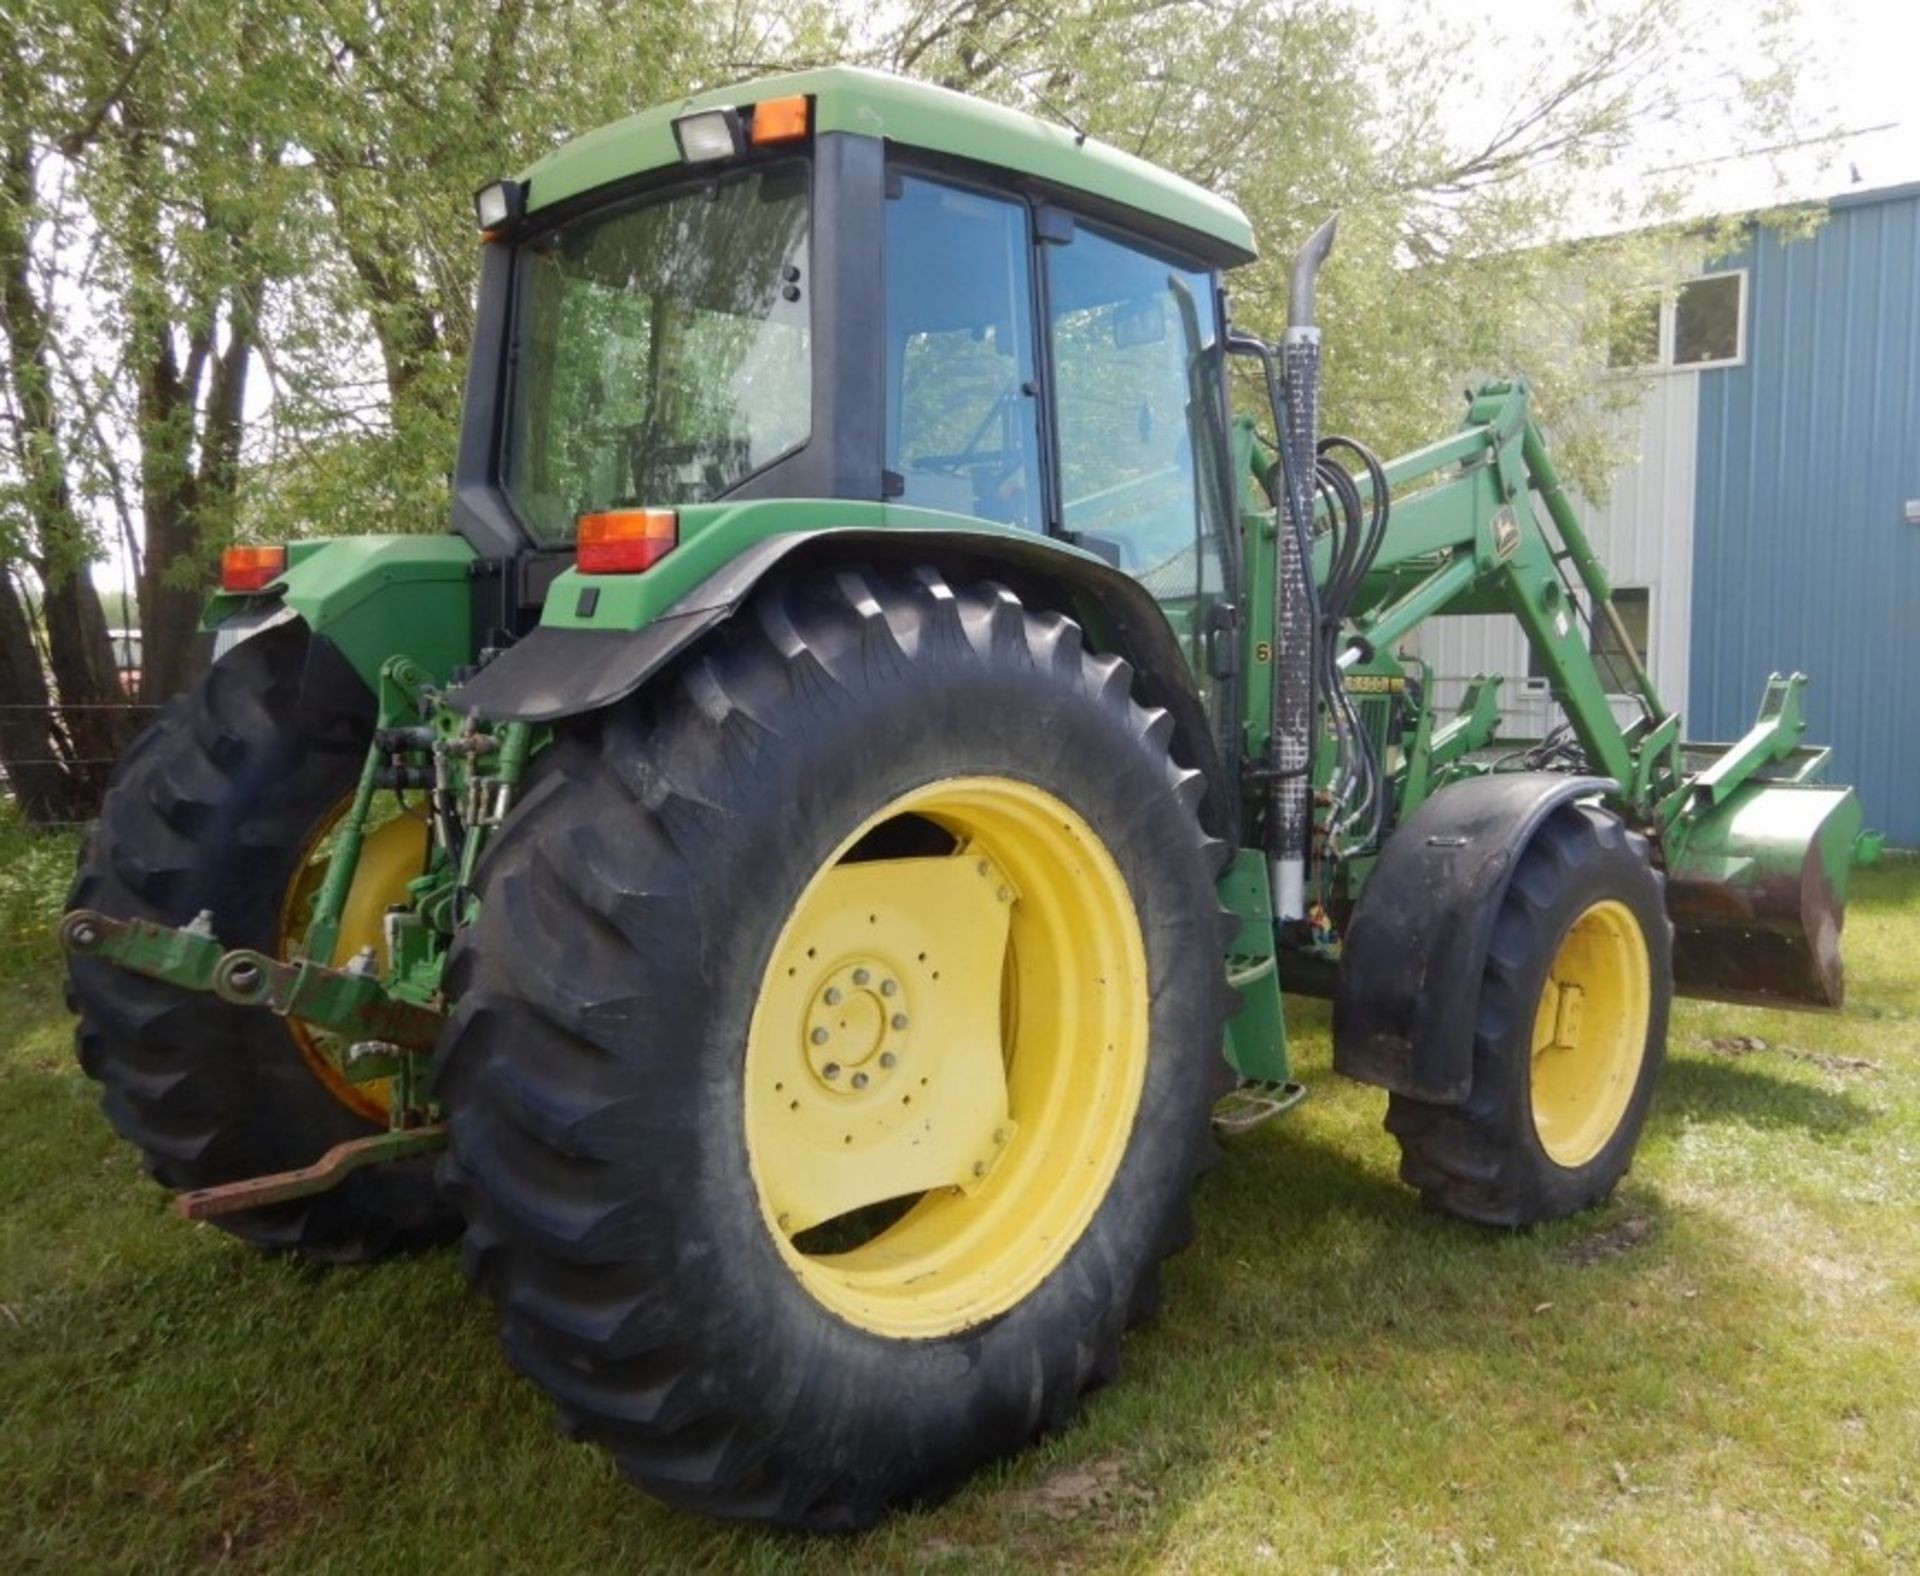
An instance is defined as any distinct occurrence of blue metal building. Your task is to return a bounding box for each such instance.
[1692,182,1920,846]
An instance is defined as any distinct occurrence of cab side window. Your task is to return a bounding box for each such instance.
[1045,226,1228,604]
[884,176,1043,531]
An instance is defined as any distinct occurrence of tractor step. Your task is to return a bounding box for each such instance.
[175,1125,447,1221]
[1212,1079,1307,1135]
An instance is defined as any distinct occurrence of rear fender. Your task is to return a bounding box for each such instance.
[1332,772,1615,1104]
[202,535,479,700]
[449,527,1234,837]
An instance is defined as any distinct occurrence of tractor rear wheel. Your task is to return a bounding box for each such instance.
[1384,804,1672,1226]
[433,567,1235,1528]
[66,622,455,1259]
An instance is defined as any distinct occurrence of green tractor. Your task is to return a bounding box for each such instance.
[63,68,1861,1527]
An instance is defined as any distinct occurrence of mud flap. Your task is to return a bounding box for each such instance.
[1332,772,1614,1105]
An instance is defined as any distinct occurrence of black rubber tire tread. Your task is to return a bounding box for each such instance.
[66,622,455,1260]
[1384,803,1673,1227]
[432,566,1238,1528]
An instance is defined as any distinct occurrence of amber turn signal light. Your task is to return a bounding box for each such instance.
[750,95,810,144]
[221,544,287,593]
[577,508,678,574]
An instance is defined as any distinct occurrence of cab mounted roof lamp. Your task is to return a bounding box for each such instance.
[473,178,527,234]
[673,95,810,163]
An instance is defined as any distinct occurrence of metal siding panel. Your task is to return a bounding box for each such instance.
[1692,192,1920,845]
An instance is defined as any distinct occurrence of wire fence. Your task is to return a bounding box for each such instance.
[0,700,164,831]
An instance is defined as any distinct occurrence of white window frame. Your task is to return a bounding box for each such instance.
[1517,584,1655,697]
[1608,268,1748,374]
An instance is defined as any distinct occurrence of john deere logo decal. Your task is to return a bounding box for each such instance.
[1492,505,1521,559]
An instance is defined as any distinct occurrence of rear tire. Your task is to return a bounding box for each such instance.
[1384,804,1672,1227]
[66,623,455,1260]
[432,567,1236,1528]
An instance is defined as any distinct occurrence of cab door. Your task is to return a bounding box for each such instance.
[1041,219,1240,748]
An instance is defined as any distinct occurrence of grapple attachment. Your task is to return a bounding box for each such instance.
[1665,778,1861,1010]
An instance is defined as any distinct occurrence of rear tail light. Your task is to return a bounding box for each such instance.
[221,544,287,592]
[577,508,677,574]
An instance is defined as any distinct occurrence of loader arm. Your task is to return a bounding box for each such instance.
[1282,376,1861,1008]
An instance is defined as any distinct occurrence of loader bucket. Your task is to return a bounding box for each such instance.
[1665,780,1862,1009]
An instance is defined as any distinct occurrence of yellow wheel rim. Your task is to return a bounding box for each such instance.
[1529,899,1652,1167]
[744,776,1150,1339]
[279,798,429,1123]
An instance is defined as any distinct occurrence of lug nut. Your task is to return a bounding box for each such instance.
[853,967,870,986]
[892,1014,909,1031]
[972,1161,987,1177]
[851,1071,869,1089]
[824,987,842,1005]
[823,1062,841,1080]
[879,1052,898,1069]
[880,979,897,997]
[810,1027,830,1045]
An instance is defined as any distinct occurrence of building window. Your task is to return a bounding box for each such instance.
[1526,586,1650,694]
[1607,270,1746,372]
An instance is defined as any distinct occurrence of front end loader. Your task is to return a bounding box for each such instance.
[63,67,1861,1527]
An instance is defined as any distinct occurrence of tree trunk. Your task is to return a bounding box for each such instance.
[0,572,77,824]
[2,128,131,817]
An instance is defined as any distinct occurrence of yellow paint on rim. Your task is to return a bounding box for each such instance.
[743,776,1150,1339]
[279,800,429,1124]
[1530,898,1651,1167]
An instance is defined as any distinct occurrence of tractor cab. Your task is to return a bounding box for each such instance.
[458,69,1248,711]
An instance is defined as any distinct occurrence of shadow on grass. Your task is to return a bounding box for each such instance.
[1653,1052,1876,1136]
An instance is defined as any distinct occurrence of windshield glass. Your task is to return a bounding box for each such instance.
[503,161,811,545]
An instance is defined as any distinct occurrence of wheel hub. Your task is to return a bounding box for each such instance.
[804,959,911,1093]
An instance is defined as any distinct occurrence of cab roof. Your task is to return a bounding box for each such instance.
[517,65,1257,265]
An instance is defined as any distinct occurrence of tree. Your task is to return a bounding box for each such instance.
[0,0,706,823]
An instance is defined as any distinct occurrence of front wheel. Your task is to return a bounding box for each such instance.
[432,567,1236,1527]
[1384,803,1673,1226]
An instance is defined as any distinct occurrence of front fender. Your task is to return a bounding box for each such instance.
[203,535,479,693]
[1332,772,1615,1103]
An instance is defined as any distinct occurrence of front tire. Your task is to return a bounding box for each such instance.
[433,567,1236,1527]
[1384,804,1672,1227]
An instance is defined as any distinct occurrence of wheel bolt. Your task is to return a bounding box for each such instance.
[810,1027,830,1045]
[824,987,842,1005]
[852,1071,869,1089]
[880,1052,897,1069]
[823,1062,841,1080]
[853,967,870,986]
[892,1014,909,1030]
[880,979,897,997]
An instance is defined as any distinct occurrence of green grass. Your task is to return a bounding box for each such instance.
[4,833,1916,1573]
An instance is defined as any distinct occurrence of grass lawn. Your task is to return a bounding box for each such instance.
[3,828,1915,1574]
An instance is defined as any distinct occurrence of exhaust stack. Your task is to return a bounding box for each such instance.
[1271,217,1337,920]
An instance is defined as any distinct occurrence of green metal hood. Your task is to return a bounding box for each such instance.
[516,65,1257,264]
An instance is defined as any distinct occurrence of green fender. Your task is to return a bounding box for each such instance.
[203,535,479,693]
